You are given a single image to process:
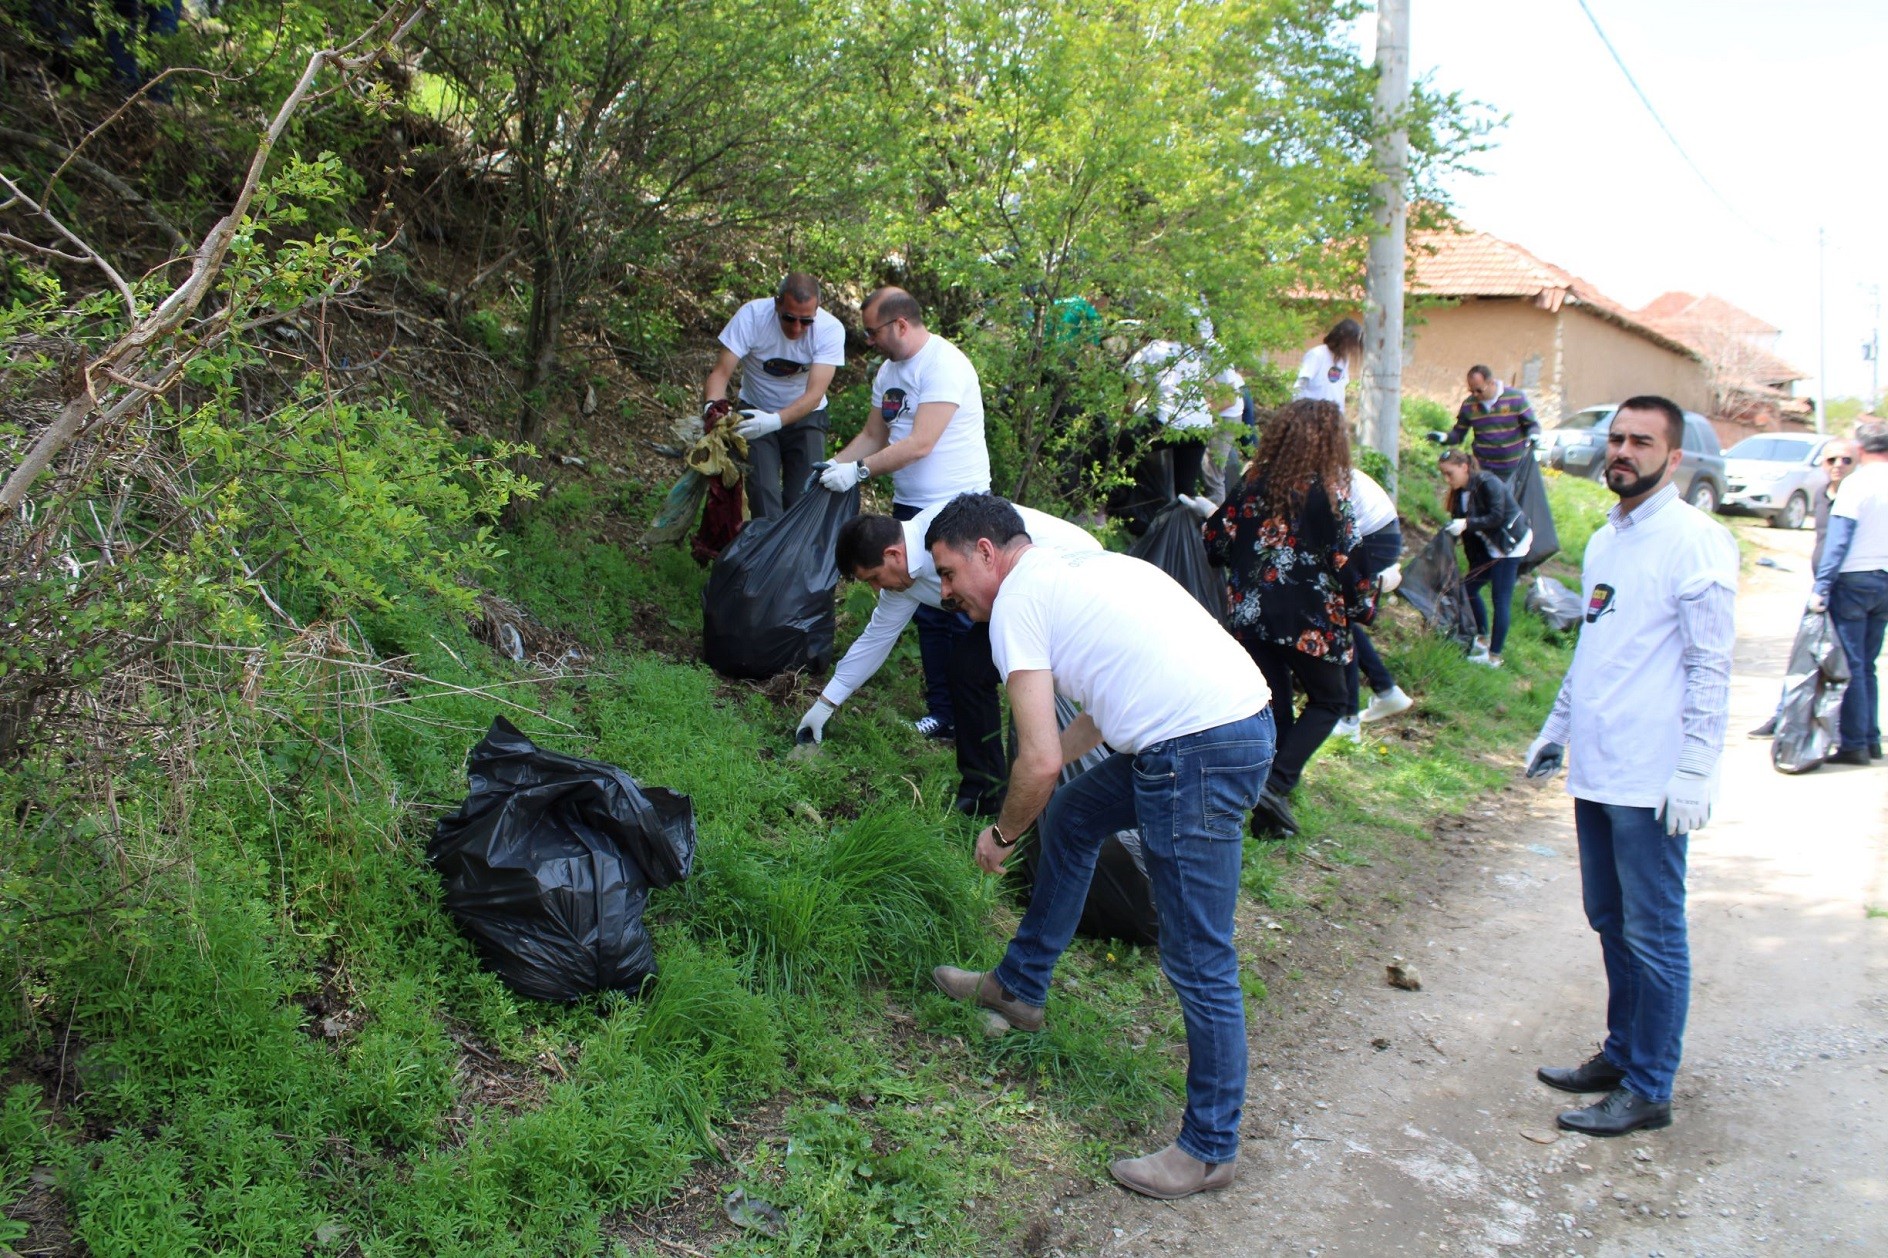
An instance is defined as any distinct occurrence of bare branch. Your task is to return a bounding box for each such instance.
[0,172,140,320]
[0,123,190,253]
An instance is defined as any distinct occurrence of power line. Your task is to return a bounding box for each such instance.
[1573,0,1779,246]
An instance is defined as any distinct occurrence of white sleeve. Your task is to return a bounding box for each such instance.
[717,304,754,358]
[813,315,846,367]
[1298,347,1321,380]
[990,583,1052,679]
[822,589,922,706]
[916,348,972,408]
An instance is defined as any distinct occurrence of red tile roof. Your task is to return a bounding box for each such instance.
[1637,292,1779,336]
[1632,292,1804,385]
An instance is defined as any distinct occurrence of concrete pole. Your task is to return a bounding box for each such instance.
[1360,0,1411,485]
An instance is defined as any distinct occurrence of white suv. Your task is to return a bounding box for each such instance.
[1721,433,1829,529]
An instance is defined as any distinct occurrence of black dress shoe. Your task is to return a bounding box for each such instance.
[1537,1051,1625,1094]
[1747,717,1778,739]
[1250,789,1298,838]
[1872,744,1883,760]
[1828,747,1872,767]
[1556,1087,1671,1136]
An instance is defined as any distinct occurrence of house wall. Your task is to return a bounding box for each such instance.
[1555,307,1710,416]
[1401,298,1564,418]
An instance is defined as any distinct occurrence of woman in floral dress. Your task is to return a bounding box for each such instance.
[1204,399,1376,837]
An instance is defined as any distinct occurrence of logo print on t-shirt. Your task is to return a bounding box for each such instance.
[880,387,908,423]
[1586,584,1616,624]
[1327,364,1343,382]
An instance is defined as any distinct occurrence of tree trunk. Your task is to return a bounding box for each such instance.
[518,252,565,448]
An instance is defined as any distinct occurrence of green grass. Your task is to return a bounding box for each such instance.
[1,458,1598,1255]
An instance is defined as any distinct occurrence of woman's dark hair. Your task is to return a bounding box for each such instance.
[1324,317,1363,359]
[1437,449,1480,474]
[1247,398,1351,518]
[835,514,904,576]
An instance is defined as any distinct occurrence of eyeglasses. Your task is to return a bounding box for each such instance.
[1824,455,1854,466]
[863,318,900,341]
[777,312,817,328]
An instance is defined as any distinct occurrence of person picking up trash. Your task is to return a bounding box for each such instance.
[823,287,992,744]
[796,501,1100,816]
[921,492,1274,1202]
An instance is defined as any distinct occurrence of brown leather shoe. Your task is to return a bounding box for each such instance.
[930,966,1045,1032]
[1108,1142,1237,1200]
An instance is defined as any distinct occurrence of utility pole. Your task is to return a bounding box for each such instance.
[1815,226,1826,434]
[1360,0,1410,485]
[1867,284,1881,415]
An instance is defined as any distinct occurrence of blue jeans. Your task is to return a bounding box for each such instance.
[1574,799,1689,1104]
[1465,554,1522,655]
[994,709,1274,1163]
[1831,569,1888,752]
[893,501,972,722]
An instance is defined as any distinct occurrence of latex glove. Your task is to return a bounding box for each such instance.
[1524,736,1564,780]
[1659,770,1713,836]
[1807,592,1828,614]
[1424,430,1449,444]
[1445,518,1467,537]
[796,698,835,744]
[1377,565,1403,596]
[1177,493,1215,519]
[735,410,782,440]
[820,461,866,492]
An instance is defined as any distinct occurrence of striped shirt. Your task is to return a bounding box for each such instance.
[1450,386,1537,472]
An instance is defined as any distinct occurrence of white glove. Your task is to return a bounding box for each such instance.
[1377,565,1402,596]
[735,410,783,439]
[1177,493,1215,519]
[1807,592,1828,614]
[1445,518,1467,537]
[796,698,836,744]
[1525,736,1564,780]
[1659,771,1713,836]
[820,461,866,492]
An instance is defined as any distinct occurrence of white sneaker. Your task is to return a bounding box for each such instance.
[1467,638,1491,662]
[1467,653,1503,669]
[1361,686,1413,722]
[1333,715,1363,743]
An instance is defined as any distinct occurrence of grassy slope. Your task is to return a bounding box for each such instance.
[2,441,1615,1256]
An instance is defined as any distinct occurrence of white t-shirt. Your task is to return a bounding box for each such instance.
[1129,340,1215,431]
[1215,366,1246,420]
[822,505,1101,706]
[1564,501,1739,807]
[717,298,847,414]
[872,333,991,509]
[1349,469,1398,537]
[1296,344,1349,409]
[989,548,1270,754]
[1831,460,1888,573]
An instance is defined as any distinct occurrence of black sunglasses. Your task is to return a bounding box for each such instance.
[777,311,817,327]
[1824,455,1854,466]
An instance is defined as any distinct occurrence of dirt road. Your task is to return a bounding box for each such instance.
[1062,521,1888,1257]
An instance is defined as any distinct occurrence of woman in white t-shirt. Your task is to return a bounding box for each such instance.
[1294,318,1362,412]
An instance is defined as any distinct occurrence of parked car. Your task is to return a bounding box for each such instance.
[1720,433,1829,529]
[1542,404,1727,511]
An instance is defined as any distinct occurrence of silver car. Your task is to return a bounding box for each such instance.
[1721,433,1828,529]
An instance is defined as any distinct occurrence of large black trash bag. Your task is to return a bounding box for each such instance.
[1525,574,1583,634]
[1511,458,1561,572]
[1009,697,1159,947]
[428,717,697,1002]
[702,481,860,679]
[1106,435,1174,538]
[1397,531,1479,646]
[1773,610,1850,775]
[1128,502,1227,623]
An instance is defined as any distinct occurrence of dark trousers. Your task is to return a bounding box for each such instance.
[1465,553,1522,655]
[1169,436,1208,501]
[949,621,1006,809]
[1247,640,1349,795]
[892,501,971,723]
[1831,569,1888,752]
[1346,525,1402,712]
[743,408,828,520]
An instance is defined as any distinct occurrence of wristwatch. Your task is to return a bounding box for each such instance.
[856,461,872,481]
[991,823,1016,849]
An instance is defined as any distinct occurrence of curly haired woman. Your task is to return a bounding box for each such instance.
[1204,399,1376,837]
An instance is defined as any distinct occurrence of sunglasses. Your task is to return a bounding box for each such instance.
[777,312,817,328]
[1824,455,1854,466]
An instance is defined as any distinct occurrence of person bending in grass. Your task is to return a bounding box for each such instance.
[924,491,1273,1201]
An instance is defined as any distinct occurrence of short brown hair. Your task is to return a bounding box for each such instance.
[835,514,903,576]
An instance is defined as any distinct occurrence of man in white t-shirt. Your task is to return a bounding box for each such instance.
[1809,419,1888,763]
[822,287,993,740]
[703,273,847,519]
[795,501,1100,814]
[922,492,1274,1201]
[1524,396,1738,1138]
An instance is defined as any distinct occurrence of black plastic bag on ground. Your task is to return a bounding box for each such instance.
[1397,531,1479,647]
[1773,610,1850,775]
[1526,574,1583,634]
[1128,502,1226,623]
[1009,697,1159,947]
[702,481,859,679]
[428,717,697,1002]
[1511,458,1561,572]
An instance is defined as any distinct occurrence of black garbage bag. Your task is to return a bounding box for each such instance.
[702,480,859,679]
[1128,502,1226,623]
[1511,458,1561,572]
[1773,610,1850,775]
[1397,531,1479,647]
[1009,697,1159,947]
[1526,574,1583,634]
[1105,433,1173,538]
[428,717,697,1002]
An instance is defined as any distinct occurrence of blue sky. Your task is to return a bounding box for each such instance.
[1360,0,1886,403]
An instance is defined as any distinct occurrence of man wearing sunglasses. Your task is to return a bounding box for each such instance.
[823,287,992,742]
[1809,421,1888,765]
[703,272,847,519]
[1751,436,1859,739]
